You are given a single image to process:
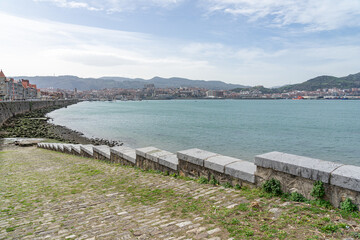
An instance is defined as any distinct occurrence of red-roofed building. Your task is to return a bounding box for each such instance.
[0,70,39,101]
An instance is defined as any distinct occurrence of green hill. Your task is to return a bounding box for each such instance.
[232,72,360,93]
[279,73,360,91]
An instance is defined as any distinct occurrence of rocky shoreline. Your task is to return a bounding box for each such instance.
[0,105,123,147]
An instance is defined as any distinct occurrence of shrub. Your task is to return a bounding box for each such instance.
[290,192,306,202]
[340,198,358,213]
[262,178,282,196]
[311,181,325,199]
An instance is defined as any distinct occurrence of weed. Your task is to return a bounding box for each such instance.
[230,218,240,225]
[320,223,339,233]
[290,192,307,202]
[262,178,282,196]
[237,203,250,211]
[197,176,208,184]
[6,227,16,232]
[221,182,233,188]
[311,181,325,199]
[340,198,358,213]
[234,184,241,190]
[209,175,219,185]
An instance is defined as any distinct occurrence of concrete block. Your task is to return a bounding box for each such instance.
[147,150,173,163]
[330,165,360,192]
[255,151,343,183]
[158,154,178,171]
[225,161,256,183]
[122,150,136,164]
[80,145,94,156]
[205,155,239,173]
[63,144,73,152]
[71,144,82,154]
[57,144,64,151]
[177,148,218,166]
[136,147,161,159]
[93,145,111,159]
[111,146,134,156]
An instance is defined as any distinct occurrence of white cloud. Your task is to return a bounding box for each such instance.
[0,12,211,80]
[33,0,184,12]
[0,11,359,87]
[203,0,360,31]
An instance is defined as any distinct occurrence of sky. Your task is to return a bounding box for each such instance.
[0,0,360,87]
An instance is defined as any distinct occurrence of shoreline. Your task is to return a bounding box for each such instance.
[0,105,123,147]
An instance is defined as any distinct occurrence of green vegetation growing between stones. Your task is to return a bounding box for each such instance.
[209,175,219,185]
[311,181,325,199]
[197,176,209,184]
[289,192,307,202]
[262,178,282,196]
[340,198,358,213]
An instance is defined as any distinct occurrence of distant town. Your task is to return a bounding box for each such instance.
[1,70,359,101]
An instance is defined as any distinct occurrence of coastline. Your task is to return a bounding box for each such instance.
[0,104,123,147]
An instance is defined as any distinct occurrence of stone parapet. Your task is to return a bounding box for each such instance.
[35,142,360,210]
[80,144,94,158]
[110,146,136,166]
[63,144,73,155]
[71,144,82,156]
[93,145,111,161]
[136,147,178,174]
[177,148,256,186]
[255,151,360,208]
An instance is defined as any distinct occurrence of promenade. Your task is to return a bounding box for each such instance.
[0,146,358,239]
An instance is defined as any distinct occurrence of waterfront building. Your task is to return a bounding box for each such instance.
[0,70,39,101]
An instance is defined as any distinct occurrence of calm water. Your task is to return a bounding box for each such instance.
[48,100,360,166]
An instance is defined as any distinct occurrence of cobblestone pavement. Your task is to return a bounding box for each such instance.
[0,147,245,240]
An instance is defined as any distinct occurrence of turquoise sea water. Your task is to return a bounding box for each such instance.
[48,100,360,166]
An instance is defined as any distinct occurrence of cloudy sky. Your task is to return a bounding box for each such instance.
[0,0,360,87]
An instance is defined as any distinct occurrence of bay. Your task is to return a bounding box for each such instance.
[47,99,360,166]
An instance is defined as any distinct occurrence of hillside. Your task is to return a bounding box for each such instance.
[232,72,360,93]
[12,75,248,91]
[279,73,360,91]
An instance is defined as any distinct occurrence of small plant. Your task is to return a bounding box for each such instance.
[209,175,219,185]
[221,182,233,188]
[290,192,306,202]
[234,184,241,190]
[6,227,16,232]
[197,176,208,184]
[340,198,358,213]
[311,181,325,199]
[262,178,282,196]
[320,223,339,233]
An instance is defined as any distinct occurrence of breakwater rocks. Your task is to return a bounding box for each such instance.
[39,143,360,210]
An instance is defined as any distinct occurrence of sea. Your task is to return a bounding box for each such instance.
[47,99,360,166]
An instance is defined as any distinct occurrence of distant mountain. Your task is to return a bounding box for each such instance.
[232,72,360,93]
[278,72,360,91]
[12,75,248,91]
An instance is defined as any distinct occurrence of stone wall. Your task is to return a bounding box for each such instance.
[38,143,360,210]
[0,100,78,127]
[255,152,360,208]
